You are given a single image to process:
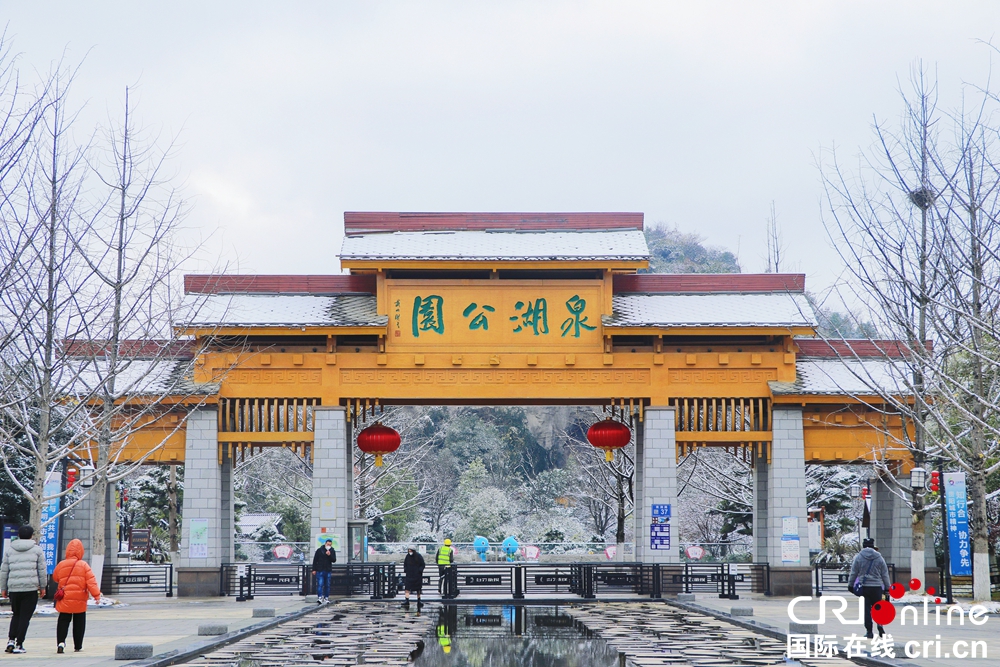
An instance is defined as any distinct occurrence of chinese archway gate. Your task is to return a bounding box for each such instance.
[63,212,913,596]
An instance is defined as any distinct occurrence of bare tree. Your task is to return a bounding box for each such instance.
[564,413,635,557]
[823,62,1000,600]
[352,406,441,525]
[923,86,1000,601]
[763,201,784,273]
[820,63,945,592]
[0,65,102,533]
[66,87,209,582]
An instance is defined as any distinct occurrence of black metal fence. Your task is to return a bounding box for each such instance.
[218,561,770,600]
[221,563,309,597]
[101,564,173,597]
[221,563,399,599]
[814,563,896,596]
[661,562,770,597]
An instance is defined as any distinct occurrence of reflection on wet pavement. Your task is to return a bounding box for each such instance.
[182,600,848,666]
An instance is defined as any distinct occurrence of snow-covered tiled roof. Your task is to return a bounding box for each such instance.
[238,513,282,535]
[770,358,910,396]
[70,357,218,397]
[604,293,816,328]
[178,294,386,328]
[339,229,649,262]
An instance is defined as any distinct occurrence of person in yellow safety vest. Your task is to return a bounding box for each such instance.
[436,538,454,596]
[437,623,452,653]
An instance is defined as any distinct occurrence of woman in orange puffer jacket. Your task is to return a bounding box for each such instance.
[51,539,101,653]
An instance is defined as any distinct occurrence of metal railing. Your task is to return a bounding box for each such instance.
[663,562,771,597]
[100,564,173,597]
[218,560,770,600]
[233,541,311,563]
[221,563,309,597]
[814,562,896,596]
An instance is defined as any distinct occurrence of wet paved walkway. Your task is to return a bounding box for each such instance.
[186,599,845,667]
[3,592,994,666]
[0,595,312,667]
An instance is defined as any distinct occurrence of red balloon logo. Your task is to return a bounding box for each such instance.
[909,578,921,590]
[871,600,896,626]
[926,586,936,595]
[888,583,904,599]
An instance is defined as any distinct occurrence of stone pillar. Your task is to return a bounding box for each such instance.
[311,408,350,560]
[634,407,679,564]
[60,489,95,558]
[872,479,909,569]
[62,484,117,557]
[177,407,228,596]
[753,406,811,595]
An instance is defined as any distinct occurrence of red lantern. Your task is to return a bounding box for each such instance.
[357,423,401,467]
[66,468,77,489]
[587,419,631,462]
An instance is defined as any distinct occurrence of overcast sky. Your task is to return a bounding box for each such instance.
[5,2,1000,300]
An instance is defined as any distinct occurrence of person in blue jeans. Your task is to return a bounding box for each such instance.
[311,540,337,603]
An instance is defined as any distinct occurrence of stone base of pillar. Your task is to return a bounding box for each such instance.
[177,567,222,597]
[769,567,812,596]
[892,566,940,591]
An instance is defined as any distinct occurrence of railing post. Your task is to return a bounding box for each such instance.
[166,564,173,598]
[684,563,691,594]
[512,565,525,599]
[651,565,662,599]
[371,564,383,600]
[582,565,595,599]
[247,564,255,600]
[764,563,771,596]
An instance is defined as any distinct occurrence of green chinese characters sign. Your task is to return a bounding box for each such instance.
[386,282,604,351]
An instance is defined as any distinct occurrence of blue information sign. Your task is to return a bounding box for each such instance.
[650,523,671,550]
[38,478,61,574]
[943,472,972,576]
[651,504,671,518]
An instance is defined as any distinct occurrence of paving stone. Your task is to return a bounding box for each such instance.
[730,606,754,616]
[788,621,818,634]
[253,607,277,617]
[115,643,154,660]
[677,592,696,601]
[199,623,229,635]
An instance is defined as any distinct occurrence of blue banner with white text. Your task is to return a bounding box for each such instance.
[38,477,61,574]
[943,472,972,576]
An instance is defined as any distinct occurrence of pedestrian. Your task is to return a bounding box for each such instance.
[0,525,47,654]
[848,538,891,639]
[51,538,101,654]
[402,547,425,608]
[312,539,337,603]
[436,538,455,598]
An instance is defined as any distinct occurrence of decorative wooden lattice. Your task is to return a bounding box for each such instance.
[671,397,772,464]
[218,397,320,465]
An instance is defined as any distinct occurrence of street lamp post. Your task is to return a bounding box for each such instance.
[849,483,862,546]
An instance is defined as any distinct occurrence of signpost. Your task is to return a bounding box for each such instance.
[780,516,800,564]
[131,528,151,562]
[650,503,671,551]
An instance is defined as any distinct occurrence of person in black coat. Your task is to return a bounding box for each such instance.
[402,547,426,608]
[312,540,337,603]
